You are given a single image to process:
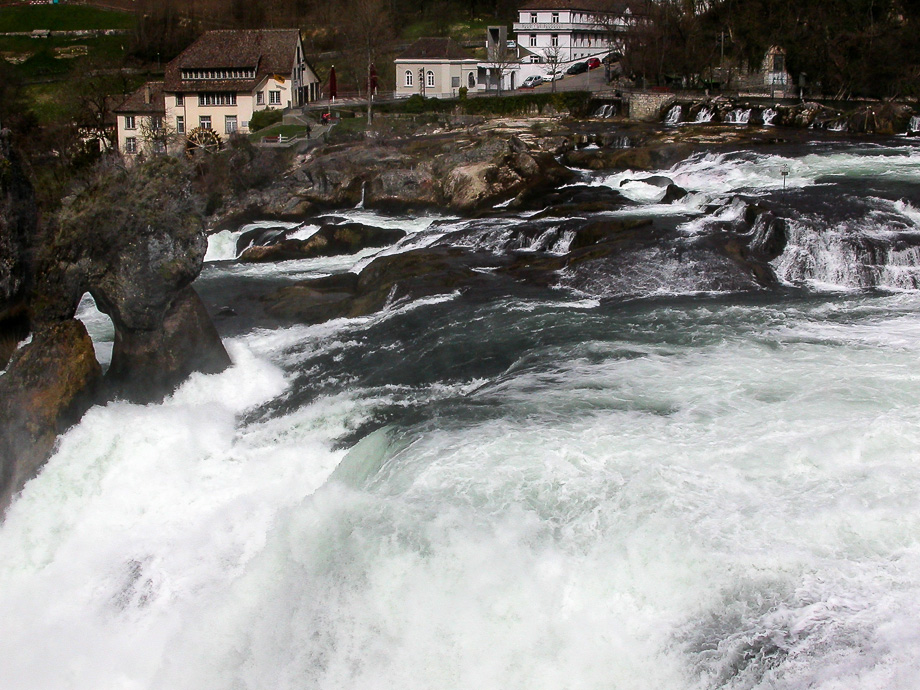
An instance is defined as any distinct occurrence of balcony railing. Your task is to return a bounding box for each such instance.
[512,21,622,32]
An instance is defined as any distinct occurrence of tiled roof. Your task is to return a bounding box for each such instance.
[163,29,300,92]
[114,81,165,114]
[397,37,476,61]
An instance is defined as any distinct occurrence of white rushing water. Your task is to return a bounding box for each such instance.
[7,291,920,689]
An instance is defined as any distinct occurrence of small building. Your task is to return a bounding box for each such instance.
[115,29,320,156]
[395,38,479,99]
[114,81,166,157]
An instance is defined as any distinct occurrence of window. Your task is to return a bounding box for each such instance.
[530,34,537,47]
[176,94,184,106]
[426,71,434,88]
[124,136,137,154]
[242,120,249,130]
[181,68,255,80]
[468,72,475,88]
[551,11,559,22]
[198,92,236,106]
[269,90,281,105]
[199,115,211,129]
[772,54,785,72]
[405,70,413,87]
[225,115,237,134]
[551,34,558,46]
[257,92,265,105]
[153,140,166,154]
[176,115,185,134]
[124,115,135,130]
[530,12,537,22]
[529,55,541,63]
[150,116,162,130]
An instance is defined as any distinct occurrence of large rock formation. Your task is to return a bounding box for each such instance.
[0,319,102,512]
[41,156,231,402]
[0,128,37,366]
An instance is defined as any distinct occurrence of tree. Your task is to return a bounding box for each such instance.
[336,0,394,125]
[542,46,564,92]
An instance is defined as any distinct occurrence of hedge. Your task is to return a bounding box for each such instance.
[375,91,594,117]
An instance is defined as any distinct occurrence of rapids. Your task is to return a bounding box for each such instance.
[4,140,920,690]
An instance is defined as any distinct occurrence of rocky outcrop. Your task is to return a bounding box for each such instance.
[0,319,102,513]
[278,132,576,215]
[40,156,231,402]
[239,223,406,263]
[0,129,37,367]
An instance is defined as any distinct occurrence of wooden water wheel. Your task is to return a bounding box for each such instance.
[185,127,222,154]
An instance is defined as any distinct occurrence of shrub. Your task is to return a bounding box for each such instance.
[248,108,284,132]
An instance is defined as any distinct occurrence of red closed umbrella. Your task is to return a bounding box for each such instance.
[369,63,378,95]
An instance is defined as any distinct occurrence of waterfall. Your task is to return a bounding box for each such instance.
[594,104,616,118]
[723,108,751,125]
[909,115,920,134]
[664,105,682,125]
[827,120,848,132]
[761,108,777,126]
[356,181,366,209]
[694,107,713,123]
[773,219,920,289]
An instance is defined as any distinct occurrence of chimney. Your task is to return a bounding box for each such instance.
[144,84,151,105]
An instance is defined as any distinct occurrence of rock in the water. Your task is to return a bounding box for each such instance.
[0,319,102,514]
[105,286,231,403]
[239,223,406,262]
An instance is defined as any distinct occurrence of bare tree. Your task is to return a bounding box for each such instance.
[542,46,564,92]
[337,0,394,125]
[139,116,182,155]
[484,41,518,95]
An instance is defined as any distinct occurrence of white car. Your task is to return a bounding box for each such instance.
[521,75,544,89]
[546,72,564,81]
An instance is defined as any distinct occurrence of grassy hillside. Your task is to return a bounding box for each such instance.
[0,4,135,32]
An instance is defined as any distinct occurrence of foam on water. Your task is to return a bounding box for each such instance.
[6,292,920,689]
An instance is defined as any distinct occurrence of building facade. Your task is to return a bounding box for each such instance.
[395,38,480,99]
[513,0,635,63]
[116,29,320,156]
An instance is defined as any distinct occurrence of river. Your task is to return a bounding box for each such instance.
[2,139,920,689]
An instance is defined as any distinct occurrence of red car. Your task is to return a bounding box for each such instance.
[586,57,601,70]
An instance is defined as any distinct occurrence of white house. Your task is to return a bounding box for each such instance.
[513,0,637,63]
[395,38,480,99]
[116,29,320,156]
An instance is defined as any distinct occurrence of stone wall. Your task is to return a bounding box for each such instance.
[627,92,676,121]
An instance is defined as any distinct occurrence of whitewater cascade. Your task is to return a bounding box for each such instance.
[594,104,616,118]
[723,108,751,125]
[909,115,920,134]
[694,107,714,123]
[664,105,682,125]
[761,108,777,125]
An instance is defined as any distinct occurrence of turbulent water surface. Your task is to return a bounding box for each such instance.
[4,141,920,689]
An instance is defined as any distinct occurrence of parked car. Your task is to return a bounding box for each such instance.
[586,57,601,70]
[520,75,544,89]
[566,61,588,75]
[546,71,564,81]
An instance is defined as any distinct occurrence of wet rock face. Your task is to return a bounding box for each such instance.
[0,129,37,366]
[47,157,231,402]
[238,223,406,263]
[0,319,102,514]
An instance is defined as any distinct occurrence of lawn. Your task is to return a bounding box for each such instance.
[0,5,135,32]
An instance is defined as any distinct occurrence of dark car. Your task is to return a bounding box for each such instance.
[566,61,588,75]
[586,57,601,70]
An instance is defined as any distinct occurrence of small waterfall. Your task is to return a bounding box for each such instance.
[723,108,751,125]
[761,108,777,126]
[594,104,616,118]
[356,181,366,209]
[664,105,682,125]
[908,115,920,134]
[773,219,920,289]
[827,119,848,132]
[694,107,714,123]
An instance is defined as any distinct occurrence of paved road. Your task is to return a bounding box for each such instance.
[521,65,610,94]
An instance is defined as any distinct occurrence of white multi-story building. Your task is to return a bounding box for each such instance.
[116,29,320,156]
[513,0,637,64]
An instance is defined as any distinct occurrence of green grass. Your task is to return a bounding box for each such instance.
[0,5,135,32]
[401,16,498,43]
[23,81,73,122]
[248,123,308,141]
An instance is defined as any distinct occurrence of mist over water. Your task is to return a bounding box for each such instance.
[6,142,920,689]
